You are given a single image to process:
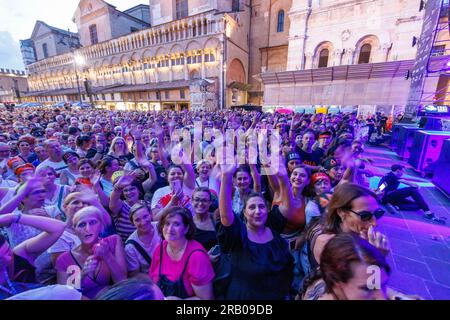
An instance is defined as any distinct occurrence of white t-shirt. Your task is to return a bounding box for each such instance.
[151,185,194,211]
[44,185,69,212]
[36,159,68,172]
[0,178,17,188]
[47,230,81,255]
[0,187,16,208]
[195,176,220,197]
[36,159,68,184]
[125,223,161,274]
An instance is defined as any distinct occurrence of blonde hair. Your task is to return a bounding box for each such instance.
[72,206,107,231]
[108,137,129,156]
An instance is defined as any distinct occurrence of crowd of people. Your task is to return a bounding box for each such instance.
[0,106,435,300]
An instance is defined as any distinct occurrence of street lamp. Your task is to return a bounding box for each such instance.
[74,54,85,107]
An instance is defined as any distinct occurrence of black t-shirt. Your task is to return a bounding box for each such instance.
[296,147,324,167]
[149,161,168,195]
[378,172,400,196]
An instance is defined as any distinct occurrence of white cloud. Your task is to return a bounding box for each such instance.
[0,31,25,70]
[0,0,148,69]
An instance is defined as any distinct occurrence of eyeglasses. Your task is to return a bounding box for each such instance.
[193,198,210,204]
[348,208,385,221]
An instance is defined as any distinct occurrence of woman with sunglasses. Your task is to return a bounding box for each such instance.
[125,201,161,278]
[300,183,388,281]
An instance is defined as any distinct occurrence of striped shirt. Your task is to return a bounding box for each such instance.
[115,202,137,243]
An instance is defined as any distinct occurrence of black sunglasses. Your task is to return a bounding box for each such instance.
[348,209,384,221]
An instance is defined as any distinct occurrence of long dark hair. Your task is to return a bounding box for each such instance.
[324,183,378,235]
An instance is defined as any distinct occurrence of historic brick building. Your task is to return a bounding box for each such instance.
[25,0,252,111]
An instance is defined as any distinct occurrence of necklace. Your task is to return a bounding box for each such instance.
[167,241,187,257]
[0,270,17,296]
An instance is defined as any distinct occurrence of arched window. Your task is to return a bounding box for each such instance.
[318,49,329,68]
[42,43,48,58]
[358,44,371,64]
[277,10,285,33]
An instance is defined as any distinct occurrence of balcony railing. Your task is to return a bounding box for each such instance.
[28,10,225,74]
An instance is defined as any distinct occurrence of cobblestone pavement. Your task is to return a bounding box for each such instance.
[363,144,450,300]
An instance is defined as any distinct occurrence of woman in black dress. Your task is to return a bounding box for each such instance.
[217,162,294,300]
[192,187,218,251]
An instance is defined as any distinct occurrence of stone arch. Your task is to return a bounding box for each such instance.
[185,40,202,55]
[312,41,335,68]
[119,54,131,65]
[130,52,140,63]
[170,44,183,55]
[110,56,120,66]
[354,35,380,64]
[203,37,220,51]
[142,49,153,61]
[189,69,201,80]
[227,58,246,85]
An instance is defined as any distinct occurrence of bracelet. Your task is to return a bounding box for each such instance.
[14,213,22,224]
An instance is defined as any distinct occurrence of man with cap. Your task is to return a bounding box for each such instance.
[286,152,302,175]
[281,140,294,158]
[378,164,445,224]
[314,131,333,155]
[323,157,345,188]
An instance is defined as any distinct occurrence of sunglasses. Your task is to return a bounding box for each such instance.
[348,208,385,221]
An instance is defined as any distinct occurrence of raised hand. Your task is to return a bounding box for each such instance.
[93,239,112,260]
[82,255,100,278]
[360,226,390,255]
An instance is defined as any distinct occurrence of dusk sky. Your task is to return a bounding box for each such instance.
[0,0,147,71]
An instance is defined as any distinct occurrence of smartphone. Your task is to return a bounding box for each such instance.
[378,182,387,192]
[172,179,182,194]
[209,245,221,256]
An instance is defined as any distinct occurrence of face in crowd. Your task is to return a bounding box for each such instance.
[37,167,57,186]
[73,209,104,246]
[192,190,212,216]
[131,205,153,234]
[197,161,212,181]
[290,166,310,191]
[162,213,189,242]
[244,195,268,230]
[234,170,251,192]
[168,166,184,188]
[46,141,63,160]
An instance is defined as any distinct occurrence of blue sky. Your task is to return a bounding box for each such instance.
[0,0,146,71]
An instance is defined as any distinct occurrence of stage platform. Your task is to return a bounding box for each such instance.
[363,144,450,299]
